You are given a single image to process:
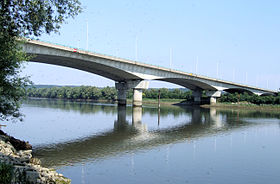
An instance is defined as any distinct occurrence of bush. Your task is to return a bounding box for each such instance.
[0,163,13,184]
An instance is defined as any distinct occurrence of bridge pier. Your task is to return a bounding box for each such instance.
[193,90,202,105]
[115,82,129,106]
[206,90,221,105]
[117,89,127,105]
[133,89,143,107]
[116,80,149,106]
[210,97,216,104]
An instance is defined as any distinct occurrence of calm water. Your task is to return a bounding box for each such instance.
[3,99,280,184]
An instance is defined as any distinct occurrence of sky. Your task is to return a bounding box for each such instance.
[22,0,280,90]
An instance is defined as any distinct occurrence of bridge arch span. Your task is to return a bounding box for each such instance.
[28,54,142,82]
[223,88,255,95]
[157,78,218,91]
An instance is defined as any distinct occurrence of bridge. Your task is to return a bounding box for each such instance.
[22,39,277,106]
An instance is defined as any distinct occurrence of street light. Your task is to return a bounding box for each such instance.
[135,36,138,61]
[216,61,221,78]
[169,48,172,69]
[86,20,89,50]
[195,56,198,74]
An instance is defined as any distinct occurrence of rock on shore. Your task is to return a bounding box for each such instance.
[0,131,70,184]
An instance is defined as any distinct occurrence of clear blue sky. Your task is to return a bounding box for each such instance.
[22,0,280,90]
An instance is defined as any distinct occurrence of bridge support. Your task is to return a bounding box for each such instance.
[115,82,129,106]
[206,90,221,105]
[133,89,143,107]
[116,80,149,106]
[129,80,149,107]
[193,90,202,105]
[210,97,216,104]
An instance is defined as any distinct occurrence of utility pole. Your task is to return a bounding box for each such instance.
[169,48,172,69]
[86,20,89,50]
[267,79,269,89]
[77,39,80,49]
[196,56,198,74]
[216,61,219,78]
[233,68,235,81]
[135,36,138,61]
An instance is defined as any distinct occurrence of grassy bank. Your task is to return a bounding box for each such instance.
[203,102,280,112]
[128,98,184,106]
[27,97,185,106]
[27,97,280,111]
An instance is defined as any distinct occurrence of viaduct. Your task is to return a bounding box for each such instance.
[22,39,277,106]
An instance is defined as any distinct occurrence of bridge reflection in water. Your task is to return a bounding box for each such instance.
[31,100,279,168]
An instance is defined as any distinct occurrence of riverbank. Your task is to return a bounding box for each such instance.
[27,97,184,106]
[128,98,184,106]
[0,130,70,184]
[202,102,280,112]
[27,97,280,110]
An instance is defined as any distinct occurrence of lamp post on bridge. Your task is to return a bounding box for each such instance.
[86,20,89,50]
[135,36,138,61]
[216,61,221,79]
[196,56,198,74]
[169,48,172,69]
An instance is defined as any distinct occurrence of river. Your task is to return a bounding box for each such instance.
[3,99,280,184]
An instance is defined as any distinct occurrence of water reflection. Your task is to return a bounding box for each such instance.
[30,99,280,168]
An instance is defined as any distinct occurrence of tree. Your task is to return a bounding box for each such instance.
[0,0,81,121]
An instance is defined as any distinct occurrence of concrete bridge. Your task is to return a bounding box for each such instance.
[22,39,277,106]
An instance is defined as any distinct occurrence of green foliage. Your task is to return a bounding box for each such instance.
[0,0,81,121]
[27,86,117,101]
[0,33,30,121]
[219,92,280,105]
[143,88,192,100]
[0,163,13,184]
[27,86,192,101]
[0,0,82,37]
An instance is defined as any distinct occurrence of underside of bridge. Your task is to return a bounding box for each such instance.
[29,55,267,106]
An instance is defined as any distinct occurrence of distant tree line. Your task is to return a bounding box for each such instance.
[27,86,117,101]
[26,86,193,101]
[26,86,280,105]
[219,92,280,105]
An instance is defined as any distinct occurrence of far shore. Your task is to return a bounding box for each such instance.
[201,103,280,112]
[26,97,280,112]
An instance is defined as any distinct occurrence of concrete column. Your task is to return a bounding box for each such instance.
[133,89,143,107]
[193,90,202,105]
[116,80,149,107]
[117,88,127,106]
[210,96,217,104]
[206,90,221,105]
[115,82,128,106]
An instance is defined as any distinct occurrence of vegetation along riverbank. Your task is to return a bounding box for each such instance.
[26,86,280,107]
